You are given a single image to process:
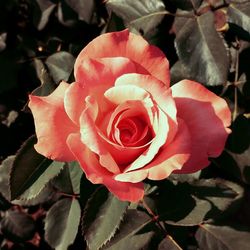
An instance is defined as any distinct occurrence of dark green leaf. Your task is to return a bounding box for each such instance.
[17,161,65,201]
[152,179,243,226]
[228,148,250,184]
[175,11,229,86]
[83,187,129,250]
[32,59,57,95]
[79,173,98,207]
[33,0,57,30]
[10,135,52,200]
[45,51,75,84]
[196,222,250,250]
[0,32,7,52]
[212,151,242,183]
[45,198,81,250]
[0,155,15,200]
[0,210,36,242]
[228,2,250,35]
[13,184,56,206]
[227,115,250,153]
[158,235,182,250]
[52,161,83,194]
[170,60,192,85]
[64,0,95,23]
[170,0,202,10]
[106,0,166,37]
[102,12,125,33]
[103,210,154,250]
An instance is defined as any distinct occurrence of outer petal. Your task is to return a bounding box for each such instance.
[65,57,138,125]
[28,82,78,161]
[75,29,170,86]
[171,80,231,173]
[115,119,191,182]
[67,133,144,202]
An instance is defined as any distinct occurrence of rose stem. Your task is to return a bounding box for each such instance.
[141,198,167,235]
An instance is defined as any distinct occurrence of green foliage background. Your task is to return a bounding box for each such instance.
[0,0,250,249]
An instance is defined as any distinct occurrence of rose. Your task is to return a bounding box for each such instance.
[29,30,231,202]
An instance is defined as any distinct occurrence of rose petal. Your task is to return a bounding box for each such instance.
[104,85,150,105]
[124,108,169,172]
[67,133,144,202]
[80,106,121,174]
[28,81,77,161]
[171,80,231,173]
[115,119,191,182]
[65,57,138,125]
[75,29,170,85]
[115,73,177,122]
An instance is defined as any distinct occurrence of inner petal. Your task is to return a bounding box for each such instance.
[115,117,150,147]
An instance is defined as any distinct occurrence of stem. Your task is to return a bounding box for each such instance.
[233,39,240,121]
[141,198,167,235]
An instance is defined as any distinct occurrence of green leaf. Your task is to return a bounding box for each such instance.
[32,59,57,96]
[10,135,52,200]
[170,60,192,85]
[196,222,250,250]
[228,148,250,184]
[228,2,250,35]
[0,155,15,200]
[158,235,182,250]
[45,198,81,250]
[33,0,57,30]
[13,184,56,206]
[64,0,95,23]
[52,161,83,194]
[17,161,65,200]
[83,187,129,250]
[45,51,75,84]
[102,209,154,250]
[0,32,7,52]
[152,179,243,226]
[170,0,202,10]
[0,210,36,242]
[175,11,229,86]
[106,0,166,37]
[227,115,250,153]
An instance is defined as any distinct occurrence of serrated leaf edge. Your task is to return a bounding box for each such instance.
[82,187,129,250]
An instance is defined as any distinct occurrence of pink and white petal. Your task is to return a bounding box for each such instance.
[76,57,137,87]
[28,82,78,161]
[115,73,177,122]
[171,80,231,173]
[66,57,138,124]
[75,29,170,85]
[104,85,150,105]
[64,82,86,125]
[125,108,169,172]
[80,107,120,174]
[115,119,191,182]
[67,133,144,202]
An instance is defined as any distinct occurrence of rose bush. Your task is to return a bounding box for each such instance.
[28,29,231,202]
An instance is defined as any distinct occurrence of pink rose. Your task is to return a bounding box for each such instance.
[29,30,231,202]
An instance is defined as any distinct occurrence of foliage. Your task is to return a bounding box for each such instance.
[0,0,250,249]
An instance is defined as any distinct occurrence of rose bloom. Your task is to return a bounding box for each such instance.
[29,30,231,202]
